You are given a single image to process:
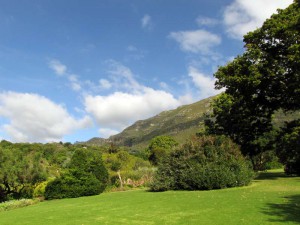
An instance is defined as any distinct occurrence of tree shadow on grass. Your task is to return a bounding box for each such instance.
[262,195,300,224]
[255,171,296,181]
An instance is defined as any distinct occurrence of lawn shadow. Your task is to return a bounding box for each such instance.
[255,171,294,181]
[262,195,300,224]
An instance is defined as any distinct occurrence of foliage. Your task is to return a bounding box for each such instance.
[251,151,282,171]
[150,135,254,191]
[45,148,108,200]
[147,136,178,165]
[0,141,47,202]
[103,149,153,189]
[33,180,53,199]
[0,199,40,212]
[276,119,300,175]
[206,1,300,170]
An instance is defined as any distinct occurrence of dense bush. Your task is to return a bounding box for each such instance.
[45,171,104,199]
[276,120,300,175]
[150,135,254,191]
[45,149,108,200]
[147,136,178,165]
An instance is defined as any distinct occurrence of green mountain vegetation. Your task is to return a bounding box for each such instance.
[109,95,215,149]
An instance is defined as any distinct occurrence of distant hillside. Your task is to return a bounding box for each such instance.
[82,95,300,150]
[109,96,215,149]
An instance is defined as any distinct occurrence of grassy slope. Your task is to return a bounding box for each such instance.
[0,170,299,225]
[109,96,214,149]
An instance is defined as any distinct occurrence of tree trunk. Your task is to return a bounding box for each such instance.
[117,170,123,189]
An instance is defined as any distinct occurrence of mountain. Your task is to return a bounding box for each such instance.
[109,95,215,149]
[82,95,300,150]
[83,95,216,149]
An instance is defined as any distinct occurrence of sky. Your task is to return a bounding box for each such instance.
[0,0,293,143]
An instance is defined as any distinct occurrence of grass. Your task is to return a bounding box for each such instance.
[0,169,299,225]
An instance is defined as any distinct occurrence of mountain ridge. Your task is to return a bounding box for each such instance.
[81,95,216,149]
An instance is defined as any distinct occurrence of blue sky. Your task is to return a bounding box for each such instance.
[0,0,293,143]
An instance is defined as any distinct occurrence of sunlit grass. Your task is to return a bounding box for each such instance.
[0,169,299,225]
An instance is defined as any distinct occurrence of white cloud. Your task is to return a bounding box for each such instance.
[169,29,221,54]
[141,14,153,30]
[49,59,83,92]
[48,59,67,76]
[83,62,192,133]
[106,60,143,92]
[196,16,219,26]
[0,92,92,142]
[223,0,293,39]
[188,67,223,99]
[99,128,119,138]
[84,89,181,131]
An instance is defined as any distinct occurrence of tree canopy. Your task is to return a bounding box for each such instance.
[206,1,300,171]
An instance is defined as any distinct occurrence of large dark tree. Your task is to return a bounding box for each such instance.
[207,1,300,170]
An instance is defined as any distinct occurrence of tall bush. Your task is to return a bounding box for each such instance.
[150,135,254,191]
[45,148,108,200]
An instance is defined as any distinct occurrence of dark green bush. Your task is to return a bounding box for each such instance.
[150,135,254,191]
[276,120,300,175]
[45,171,103,199]
[45,149,108,200]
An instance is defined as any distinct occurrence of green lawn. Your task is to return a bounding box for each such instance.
[0,169,299,225]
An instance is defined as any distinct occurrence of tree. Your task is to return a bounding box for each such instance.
[147,136,178,165]
[0,142,47,202]
[207,1,300,169]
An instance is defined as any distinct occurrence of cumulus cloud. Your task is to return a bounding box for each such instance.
[223,0,293,39]
[141,14,153,30]
[0,92,92,142]
[188,67,223,98]
[48,59,67,76]
[82,62,190,133]
[169,29,221,54]
[84,88,181,131]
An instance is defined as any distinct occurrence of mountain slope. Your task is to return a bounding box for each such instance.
[108,96,215,149]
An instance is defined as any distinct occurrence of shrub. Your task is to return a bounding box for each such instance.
[148,136,178,165]
[45,148,108,200]
[0,199,39,212]
[45,171,103,199]
[33,180,53,199]
[150,135,254,191]
[276,120,300,175]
